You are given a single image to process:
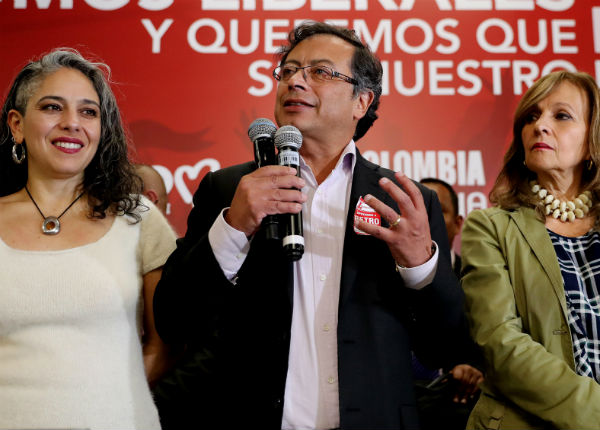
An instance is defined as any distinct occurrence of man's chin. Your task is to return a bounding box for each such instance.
[275,118,301,130]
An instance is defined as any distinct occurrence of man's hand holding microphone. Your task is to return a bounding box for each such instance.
[225,119,306,261]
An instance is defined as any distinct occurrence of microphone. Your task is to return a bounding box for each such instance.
[248,118,280,241]
[248,118,278,168]
[274,125,304,261]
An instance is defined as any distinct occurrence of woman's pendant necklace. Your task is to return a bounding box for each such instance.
[25,187,85,235]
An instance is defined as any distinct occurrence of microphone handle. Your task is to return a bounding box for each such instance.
[262,215,281,241]
[278,147,304,261]
[254,137,280,241]
[254,138,277,168]
[283,211,304,261]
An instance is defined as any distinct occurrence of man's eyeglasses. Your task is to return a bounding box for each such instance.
[273,64,358,86]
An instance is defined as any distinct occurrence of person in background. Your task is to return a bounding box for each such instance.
[136,163,169,215]
[411,177,483,430]
[153,21,465,429]
[0,48,177,429]
[420,178,464,277]
[462,70,600,429]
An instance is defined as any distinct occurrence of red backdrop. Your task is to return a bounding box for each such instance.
[2,0,600,237]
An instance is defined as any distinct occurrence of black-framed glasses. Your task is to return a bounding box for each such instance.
[273,64,358,86]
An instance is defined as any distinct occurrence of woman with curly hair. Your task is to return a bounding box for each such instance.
[0,48,177,429]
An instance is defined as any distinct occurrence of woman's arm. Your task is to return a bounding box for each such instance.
[142,267,180,387]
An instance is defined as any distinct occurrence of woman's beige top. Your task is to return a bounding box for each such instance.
[0,196,177,430]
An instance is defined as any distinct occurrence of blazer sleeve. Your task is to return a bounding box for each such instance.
[461,209,600,429]
[153,169,239,344]
[405,183,468,370]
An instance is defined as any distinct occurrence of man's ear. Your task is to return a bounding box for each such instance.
[7,109,24,143]
[144,189,160,206]
[353,90,374,121]
[455,214,464,232]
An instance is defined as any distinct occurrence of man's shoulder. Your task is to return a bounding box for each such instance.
[356,153,394,178]
[356,154,433,198]
[210,161,256,180]
[195,161,256,202]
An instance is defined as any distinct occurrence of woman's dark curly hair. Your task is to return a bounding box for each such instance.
[276,21,383,141]
[0,48,143,221]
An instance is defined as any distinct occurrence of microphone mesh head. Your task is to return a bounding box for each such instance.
[274,125,302,150]
[248,118,277,142]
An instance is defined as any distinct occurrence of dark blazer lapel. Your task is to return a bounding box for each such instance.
[339,152,392,306]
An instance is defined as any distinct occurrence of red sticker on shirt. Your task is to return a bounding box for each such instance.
[353,196,381,235]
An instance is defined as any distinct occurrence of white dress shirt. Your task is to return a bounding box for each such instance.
[208,141,438,430]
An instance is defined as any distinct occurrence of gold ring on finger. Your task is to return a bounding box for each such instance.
[389,216,402,228]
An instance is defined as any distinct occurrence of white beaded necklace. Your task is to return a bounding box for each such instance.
[531,181,593,222]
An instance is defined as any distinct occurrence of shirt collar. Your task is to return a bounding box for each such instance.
[337,140,357,174]
[299,140,357,185]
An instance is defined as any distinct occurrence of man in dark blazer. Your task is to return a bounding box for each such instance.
[415,178,482,430]
[419,178,464,278]
[153,21,464,430]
